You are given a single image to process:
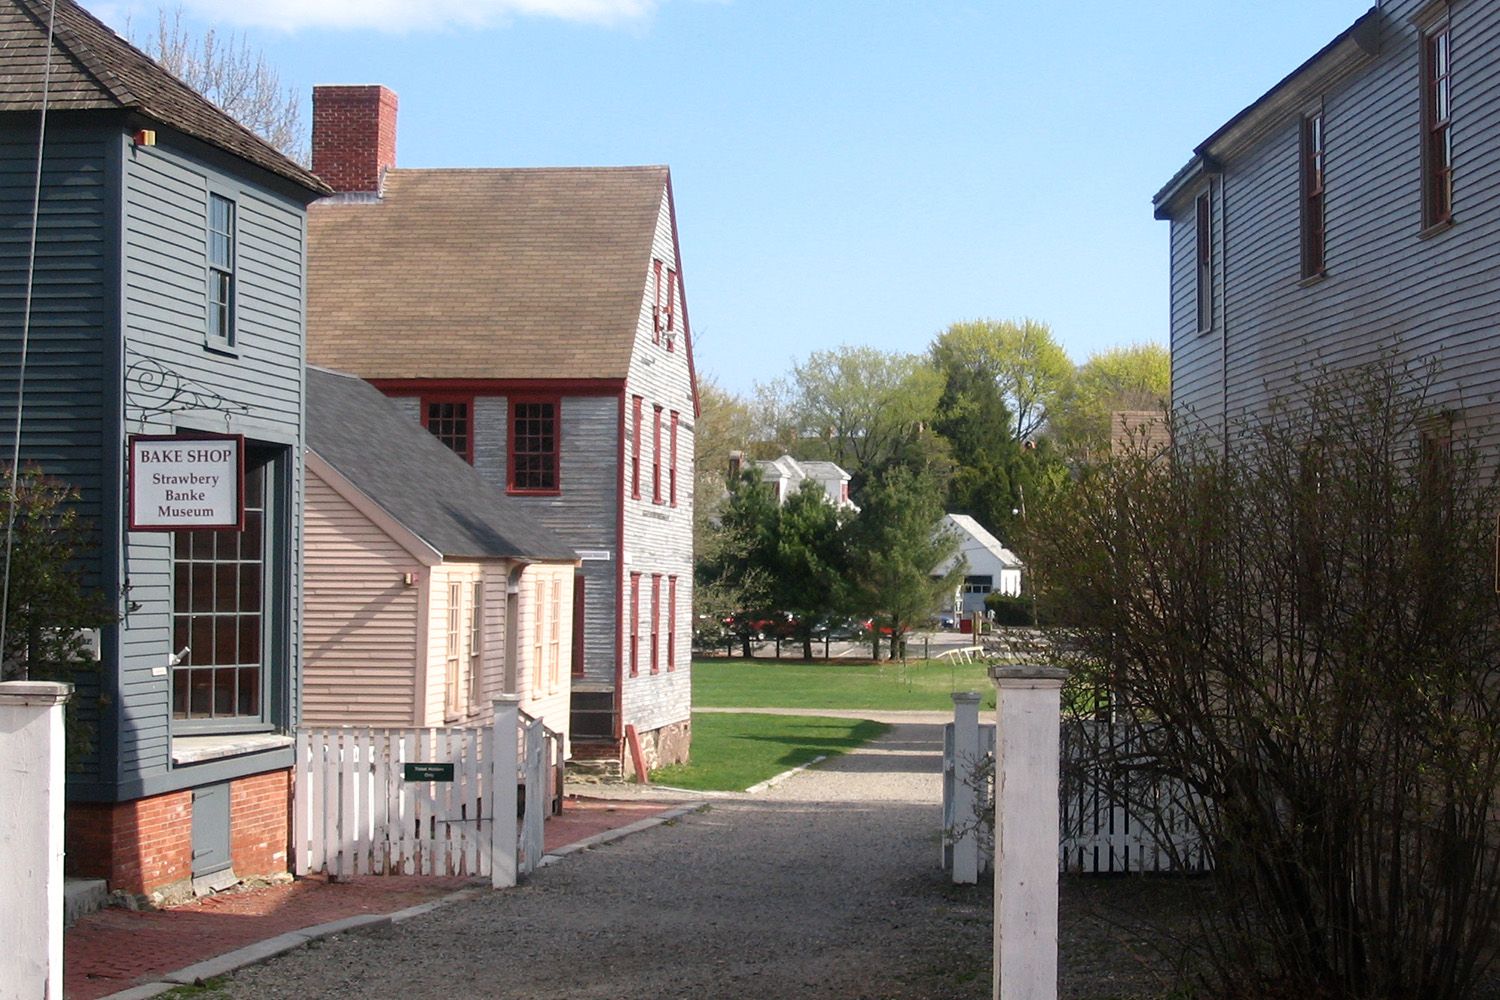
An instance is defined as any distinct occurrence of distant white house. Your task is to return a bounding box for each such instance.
[936,514,1024,614]
[754,455,857,509]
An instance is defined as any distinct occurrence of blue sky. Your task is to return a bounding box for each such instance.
[96,0,1369,394]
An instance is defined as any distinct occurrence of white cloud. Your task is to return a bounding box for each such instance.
[164,0,665,32]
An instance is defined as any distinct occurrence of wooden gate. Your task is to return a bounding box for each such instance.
[293,701,554,887]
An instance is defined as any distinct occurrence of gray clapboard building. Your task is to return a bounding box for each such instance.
[306,86,697,775]
[1154,0,1500,442]
[0,0,330,896]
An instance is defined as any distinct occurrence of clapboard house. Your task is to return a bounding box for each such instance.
[0,0,330,896]
[1154,0,1500,447]
[304,366,578,745]
[306,87,696,775]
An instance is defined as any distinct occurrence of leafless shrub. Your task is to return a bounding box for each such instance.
[1031,356,1500,1000]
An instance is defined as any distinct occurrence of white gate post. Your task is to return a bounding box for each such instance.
[0,680,72,1000]
[492,696,520,889]
[951,691,982,885]
[990,665,1068,1000]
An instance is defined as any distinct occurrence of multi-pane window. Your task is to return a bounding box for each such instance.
[1195,191,1213,333]
[510,399,558,492]
[445,583,463,717]
[208,194,235,346]
[172,462,264,722]
[1423,23,1454,228]
[963,575,994,595]
[469,581,483,708]
[650,573,661,674]
[548,579,561,694]
[667,575,677,671]
[631,395,643,500]
[1301,111,1326,278]
[669,411,679,507]
[652,259,664,341]
[664,267,677,333]
[628,572,641,678]
[652,405,664,504]
[423,398,471,463]
[532,577,546,699]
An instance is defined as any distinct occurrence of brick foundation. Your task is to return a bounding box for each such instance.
[67,768,293,896]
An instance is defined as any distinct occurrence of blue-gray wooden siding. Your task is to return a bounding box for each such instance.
[115,129,308,798]
[1165,0,1500,457]
[0,121,307,799]
[0,126,113,783]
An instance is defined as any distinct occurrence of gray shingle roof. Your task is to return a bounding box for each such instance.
[307,166,669,379]
[307,366,576,562]
[0,0,329,195]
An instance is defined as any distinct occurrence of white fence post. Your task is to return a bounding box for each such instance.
[0,680,72,1000]
[492,697,520,889]
[950,691,982,885]
[990,665,1068,1000]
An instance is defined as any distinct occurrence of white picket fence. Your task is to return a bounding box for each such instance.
[293,700,556,887]
[942,712,1210,878]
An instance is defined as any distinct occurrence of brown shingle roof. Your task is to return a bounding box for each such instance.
[307,166,669,380]
[0,0,328,195]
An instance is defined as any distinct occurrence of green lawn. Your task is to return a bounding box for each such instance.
[650,712,891,791]
[691,657,997,711]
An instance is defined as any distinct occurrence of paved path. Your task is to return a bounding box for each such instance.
[198,721,994,1000]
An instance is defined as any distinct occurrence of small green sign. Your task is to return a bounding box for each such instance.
[404,762,455,782]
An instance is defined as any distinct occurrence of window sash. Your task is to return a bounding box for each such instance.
[629,573,641,677]
[510,399,559,492]
[650,574,661,674]
[172,459,267,725]
[1301,112,1326,278]
[667,575,676,671]
[423,397,473,464]
[631,395,643,500]
[669,411,679,507]
[1424,25,1454,227]
[652,405,664,504]
[208,194,235,345]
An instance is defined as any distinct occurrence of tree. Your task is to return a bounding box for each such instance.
[774,481,853,660]
[0,467,115,683]
[930,318,1072,443]
[765,346,946,490]
[848,466,962,660]
[1051,342,1169,461]
[1031,358,1500,1000]
[135,6,306,162]
[695,468,780,656]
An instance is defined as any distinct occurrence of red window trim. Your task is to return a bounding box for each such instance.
[669,411,679,507]
[650,573,661,674]
[667,575,676,671]
[628,572,641,678]
[420,393,475,465]
[507,395,561,495]
[1422,22,1454,229]
[631,395,643,500]
[652,404,664,504]
[665,267,677,333]
[652,259,663,341]
[1301,111,1326,279]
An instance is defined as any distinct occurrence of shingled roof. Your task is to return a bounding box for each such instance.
[0,0,328,194]
[307,166,670,380]
[307,366,577,562]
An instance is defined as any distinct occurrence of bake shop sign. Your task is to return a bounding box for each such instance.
[129,434,244,531]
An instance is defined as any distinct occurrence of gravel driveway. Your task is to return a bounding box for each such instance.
[198,715,1186,1000]
[198,717,992,999]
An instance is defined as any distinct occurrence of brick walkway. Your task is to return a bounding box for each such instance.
[65,795,682,1000]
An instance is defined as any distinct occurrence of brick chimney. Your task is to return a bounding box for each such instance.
[311,85,397,194]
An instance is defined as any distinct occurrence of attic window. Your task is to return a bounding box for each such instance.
[423,397,472,464]
[652,260,664,342]
[510,398,559,493]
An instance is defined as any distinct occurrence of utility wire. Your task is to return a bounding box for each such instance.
[1,0,59,679]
